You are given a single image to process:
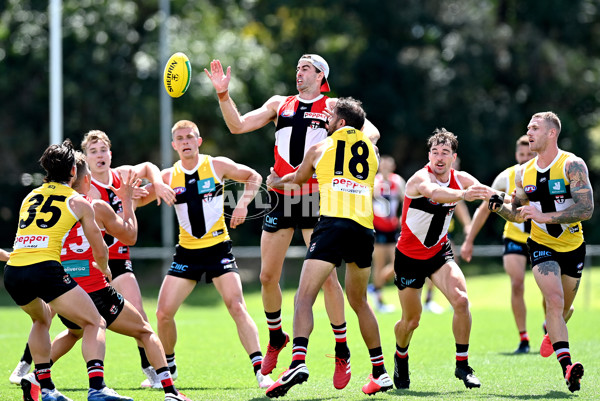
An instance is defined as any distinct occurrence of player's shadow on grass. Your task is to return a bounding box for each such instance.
[492,390,575,399]
[498,351,539,357]
[393,389,458,398]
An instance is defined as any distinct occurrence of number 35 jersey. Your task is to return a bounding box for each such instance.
[170,155,230,249]
[9,182,79,266]
[315,126,378,229]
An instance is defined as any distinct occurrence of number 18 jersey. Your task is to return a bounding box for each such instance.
[315,126,378,229]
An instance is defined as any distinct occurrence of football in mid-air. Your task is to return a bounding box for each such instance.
[163,52,191,98]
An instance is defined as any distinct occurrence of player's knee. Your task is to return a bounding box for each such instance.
[260,270,280,287]
[450,292,470,313]
[545,293,564,312]
[155,308,174,325]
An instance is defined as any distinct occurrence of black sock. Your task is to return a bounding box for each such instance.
[331,323,350,360]
[265,310,286,346]
[138,347,151,369]
[34,363,55,391]
[22,343,33,365]
[249,351,263,374]
[368,347,386,378]
[166,353,176,375]
[552,341,571,376]
[455,343,469,368]
[156,366,177,395]
[86,359,105,390]
[289,337,309,369]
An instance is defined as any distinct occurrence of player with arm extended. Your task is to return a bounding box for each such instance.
[205,54,380,383]
[393,129,491,391]
[152,120,274,389]
[4,140,114,401]
[81,130,176,388]
[487,112,592,392]
[265,97,393,398]
[461,135,536,354]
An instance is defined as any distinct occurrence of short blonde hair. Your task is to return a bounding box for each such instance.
[532,111,561,135]
[171,120,200,138]
[81,130,111,153]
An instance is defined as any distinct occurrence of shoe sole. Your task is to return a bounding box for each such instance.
[364,384,393,396]
[266,371,308,398]
[20,378,37,401]
[455,373,481,389]
[567,363,584,393]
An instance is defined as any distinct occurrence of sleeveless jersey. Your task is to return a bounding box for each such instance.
[273,95,329,196]
[521,151,583,252]
[8,182,79,266]
[397,166,463,260]
[373,173,405,232]
[91,170,130,260]
[314,126,378,229]
[498,164,530,243]
[60,195,108,293]
[170,155,230,249]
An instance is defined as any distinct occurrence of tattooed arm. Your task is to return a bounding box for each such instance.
[518,156,594,224]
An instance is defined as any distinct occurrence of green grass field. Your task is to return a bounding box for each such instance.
[1,267,599,400]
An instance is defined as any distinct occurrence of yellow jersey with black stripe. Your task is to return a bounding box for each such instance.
[499,164,530,243]
[170,155,230,249]
[315,126,378,229]
[8,182,79,266]
[521,151,583,252]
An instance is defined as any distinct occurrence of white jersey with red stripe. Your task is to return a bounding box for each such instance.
[373,172,405,232]
[396,165,463,260]
[60,195,109,293]
[273,94,329,195]
[91,169,130,260]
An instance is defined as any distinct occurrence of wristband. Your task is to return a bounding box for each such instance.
[217,90,229,102]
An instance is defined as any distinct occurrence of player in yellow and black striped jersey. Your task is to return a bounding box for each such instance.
[3,140,128,400]
[488,112,593,393]
[461,135,536,354]
[147,120,274,389]
[266,97,394,398]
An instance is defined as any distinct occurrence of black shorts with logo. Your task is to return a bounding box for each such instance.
[527,238,585,278]
[262,191,320,232]
[503,238,529,258]
[58,286,125,329]
[305,216,374,268]
[4,261,78,306]
[109,259,134,280]
[168,240,239,283]
[394,241,455,290]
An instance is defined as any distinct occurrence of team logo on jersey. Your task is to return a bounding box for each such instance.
[174,186,186,195]
[548,179,566,195]
[539,177,547,183]
[281,109,296,117]
[310,120,320,130]
[198,178,215,194]
[524,185,537,193]
[555,195,565,204]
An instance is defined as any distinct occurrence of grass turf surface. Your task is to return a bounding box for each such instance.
[1,267,598,400]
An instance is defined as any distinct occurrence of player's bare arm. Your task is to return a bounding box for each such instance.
[493,166,527,223]
[94,170,140,246]
[205,59,284,134]
[0,249,9,262]
[417,170,488,204]
[117,162,175,206]
[267,142,321,191]
[71,196,110,279]
[213,157,262,229]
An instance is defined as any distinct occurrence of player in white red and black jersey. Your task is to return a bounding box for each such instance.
[205,54,380,382]
[81,130,176,389]
[392,129,491,391]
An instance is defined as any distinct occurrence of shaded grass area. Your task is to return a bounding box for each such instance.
[0,266,599,400]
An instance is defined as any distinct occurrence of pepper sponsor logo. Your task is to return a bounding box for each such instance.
[303,112,327,121]
[331,178,369,195]
[14,234,50,249]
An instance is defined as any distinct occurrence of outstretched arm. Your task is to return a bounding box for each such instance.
[205,59,282,134]
[117,162,175,206]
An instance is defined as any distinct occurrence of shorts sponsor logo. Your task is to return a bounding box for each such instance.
[124,260,133,271]
[524,185,536,193]
[577,262,584,271]
[400,277,416,286]
[533,250,552,259]
[331,178,369,195]
[223,263,234,269]
[170,262,188,272]
[174,186,186,195]
[309,242,316,252]
[14,234,50,249]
